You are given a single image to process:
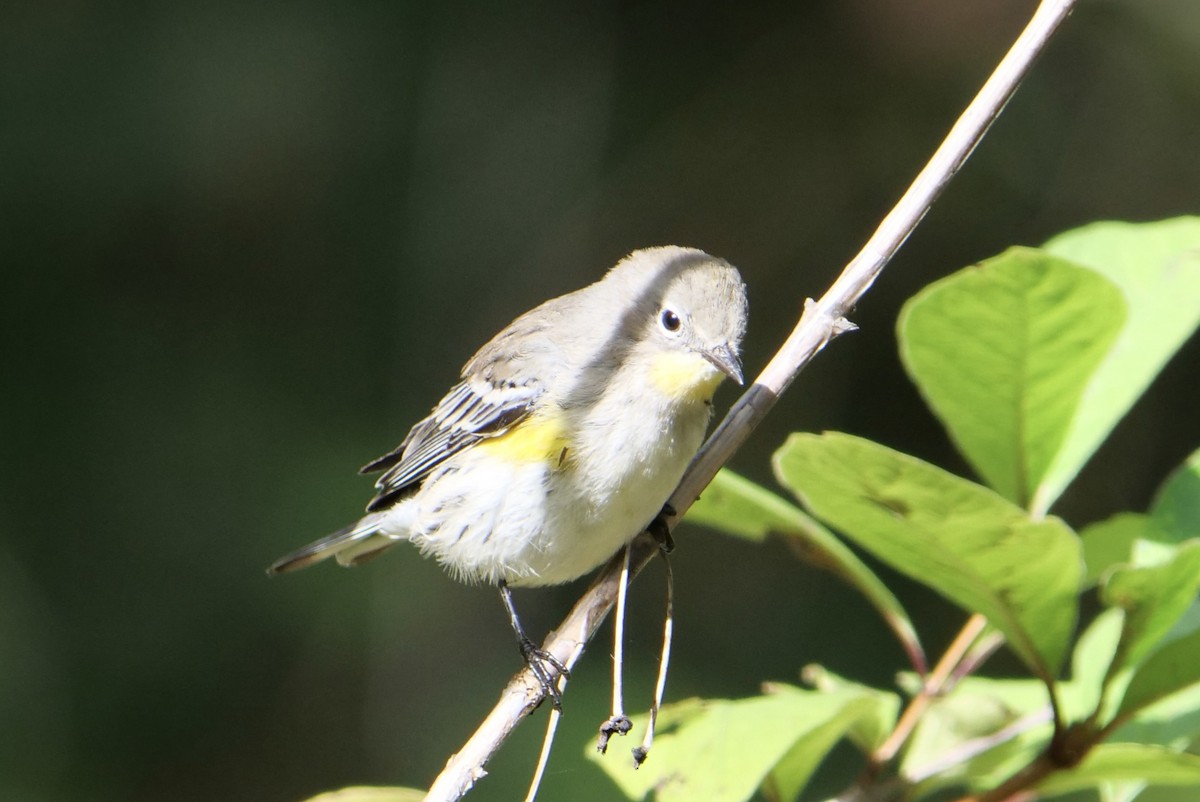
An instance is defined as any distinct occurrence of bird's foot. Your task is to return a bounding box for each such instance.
[597,715,633,753]
[519,636,571,711]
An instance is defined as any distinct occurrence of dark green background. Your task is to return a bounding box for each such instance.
[3,1,1199,800]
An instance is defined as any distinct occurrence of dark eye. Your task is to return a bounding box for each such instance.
[660,309,681,332]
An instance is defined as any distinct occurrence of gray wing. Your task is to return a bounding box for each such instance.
[359,293,576,512]
[359,377,542,511]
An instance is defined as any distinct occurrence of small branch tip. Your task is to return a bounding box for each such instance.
[833,316,858,335]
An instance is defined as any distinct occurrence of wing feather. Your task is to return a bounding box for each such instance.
[360,378,541,511]
[358,293,573,512]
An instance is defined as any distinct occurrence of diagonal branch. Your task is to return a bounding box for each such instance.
[424,1,1079,799]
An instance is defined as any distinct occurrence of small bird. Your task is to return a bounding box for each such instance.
[269,246,748,704]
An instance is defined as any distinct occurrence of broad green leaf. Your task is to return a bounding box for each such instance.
[1041,218,1200,514]
[1034,744,1200,797]
[1080,447,1200,584]
[1113,680,1200,748]
[1072,609,1125,717]
[908,673,1102,795]
[1081,514,1179,587]
[688,468,924,672]
[1100,782,1148,802]
[761,686,890,802]
[587,689,878,802]
[302,788,426,802]
[687,468,804,543]
[1118,629,1200,720]
[1102,543,1200,680]
[1151,448,1200,540]
[898,247,1126,509]
[794,667,900,754]
[902,675,1050,790]
[774,433,1081,682]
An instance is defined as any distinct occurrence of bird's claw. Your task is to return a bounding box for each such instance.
[597,715,633,753]
[520,637,570,711]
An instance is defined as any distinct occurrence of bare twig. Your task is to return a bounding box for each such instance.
[423,1,1077,799]
[873,614,990,767]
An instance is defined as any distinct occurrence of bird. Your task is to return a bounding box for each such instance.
[268,246,748,705]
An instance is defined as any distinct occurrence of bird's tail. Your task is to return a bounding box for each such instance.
[267,512,399,575]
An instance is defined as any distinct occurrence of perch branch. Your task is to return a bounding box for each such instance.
[423,1,1077,799]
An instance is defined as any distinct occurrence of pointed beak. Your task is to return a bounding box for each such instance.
[702,342,744,385]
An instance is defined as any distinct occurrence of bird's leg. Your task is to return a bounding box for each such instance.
[498,580,570,711]
[633,547,675,767]
[647,502,676,554]
[597,545,633,753]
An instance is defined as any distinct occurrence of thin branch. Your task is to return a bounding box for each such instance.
[423,1,1078,799]
[873,614,990,767]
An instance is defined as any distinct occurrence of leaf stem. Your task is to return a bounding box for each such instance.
[872,614,990,766]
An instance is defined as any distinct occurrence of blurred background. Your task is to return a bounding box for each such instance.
[3,1,1199,800]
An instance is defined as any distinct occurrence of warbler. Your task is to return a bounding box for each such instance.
[269,246,748,702]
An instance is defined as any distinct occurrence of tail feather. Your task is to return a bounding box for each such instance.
[267,514,392,575]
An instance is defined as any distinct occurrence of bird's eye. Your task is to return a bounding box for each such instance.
[660,308,681,332]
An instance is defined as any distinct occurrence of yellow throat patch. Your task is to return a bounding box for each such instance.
[650,351,723,403]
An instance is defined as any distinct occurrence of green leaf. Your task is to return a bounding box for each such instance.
[761,687,888,802]
[1071,609,1125,718]
[688,468,925,673]
[1041,218,1200,514]
[898,247,1126,510]
[1102,543,1200,680]
[907,671,1105,795]
[587,689,878,802]
[1118,628,1200,720]
[1113,679,1200,748]
[301,788,426,802]
[1081,513,1181,587]
[687,468,805,543]
[774,433,1081,682]
[1151,448,1200,540]
[1100,782,1149,802]
[796,666,901,754]
[902,675,1051,791]
[1034,744,1200,796]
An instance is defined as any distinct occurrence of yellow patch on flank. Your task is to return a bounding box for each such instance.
[650,351,723,402]
[475,412,571,466]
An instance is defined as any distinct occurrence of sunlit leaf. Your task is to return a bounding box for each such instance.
[1040,218,1200,514]
[1150,447,1200,540]
[1071,609,1125,718]
[1117,629,1200,721]
[688,468,925,673]
[795,666,900,754]
[1102,543,1200,681]
[1034,744,1200,796]
[1080,514,1179,587]
[898,247,1125,509]
[902,675,1051,792]
[1112,680,1200,749]
[587,689,879,802]
[774,433,1081,683]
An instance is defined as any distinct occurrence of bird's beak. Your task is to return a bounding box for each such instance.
[702,342,744,385]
